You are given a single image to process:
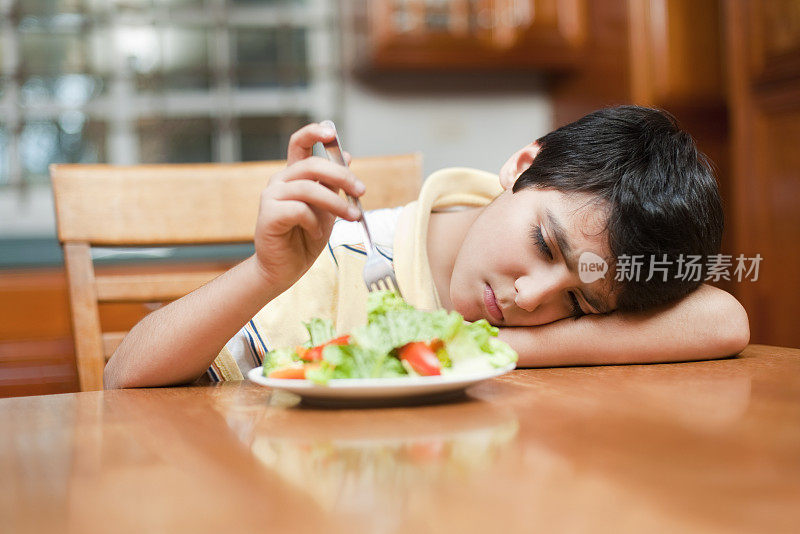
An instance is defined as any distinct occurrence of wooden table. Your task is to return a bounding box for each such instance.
[3,345,799,534]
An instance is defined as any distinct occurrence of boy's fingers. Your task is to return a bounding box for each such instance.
[286,123,336,165]
[277,157,365,197]
[342,151,352,166]
[266,200,324,239]
[272,180,360,221]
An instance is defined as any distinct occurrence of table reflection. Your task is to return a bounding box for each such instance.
[230,397,519,531]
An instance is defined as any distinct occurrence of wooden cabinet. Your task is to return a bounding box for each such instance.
[0,261,240,398]
[552,0,726,120]
[628,0,725,108]
[727,0,800,348]
[355,0,588,71]
[0,269,80,398]
[746,0,800,85]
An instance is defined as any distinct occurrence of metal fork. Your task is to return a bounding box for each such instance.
[319,120,403,297]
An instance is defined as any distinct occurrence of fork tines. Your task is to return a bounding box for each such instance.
[369,276,402,295]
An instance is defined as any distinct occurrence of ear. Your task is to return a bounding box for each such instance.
[498,142,541,190]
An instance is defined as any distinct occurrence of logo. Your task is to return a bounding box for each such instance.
[578,251,608,284]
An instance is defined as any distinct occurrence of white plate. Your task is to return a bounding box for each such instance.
[247,363,516,407]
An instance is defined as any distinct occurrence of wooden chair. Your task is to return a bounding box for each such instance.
[50,155,422,391]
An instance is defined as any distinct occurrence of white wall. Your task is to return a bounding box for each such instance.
[340,81,552,178]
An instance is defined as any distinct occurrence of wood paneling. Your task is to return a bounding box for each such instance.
[727,0,800,347]
[0,337,78,398]
[747,0,800,86]
[628,0,724,107]
[0,269,72,341]
[0,262,238,398]
[551,0,632,126]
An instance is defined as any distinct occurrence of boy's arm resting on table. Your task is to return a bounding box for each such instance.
[499,284,750,367]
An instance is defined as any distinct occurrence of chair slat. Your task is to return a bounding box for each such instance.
[50,154,422,246]
[51,162,280,245]
[95,271,227,302]
[350,153,423,210]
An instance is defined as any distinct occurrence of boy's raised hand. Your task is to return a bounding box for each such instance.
[253,123,365,293]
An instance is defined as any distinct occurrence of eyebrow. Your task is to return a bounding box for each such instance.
[544,209,610,314]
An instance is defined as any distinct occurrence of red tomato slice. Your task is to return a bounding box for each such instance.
[303,346,323,362]
[301,335,351,362]
[398,342,441,376]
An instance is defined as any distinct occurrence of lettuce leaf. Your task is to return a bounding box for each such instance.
[262,346,299,377]
[304,318,336,347]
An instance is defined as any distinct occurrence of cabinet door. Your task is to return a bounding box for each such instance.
[361,0,587,71]
[628,0,724,107]
[746,0,800,85]
[728,0,800,347]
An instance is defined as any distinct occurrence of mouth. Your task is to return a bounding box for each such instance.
[482,283,505,324]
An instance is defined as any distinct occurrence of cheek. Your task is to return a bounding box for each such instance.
[449,252,472,299]
[453,215,527,281]
[448,243,484,319]
[449,282,480,320]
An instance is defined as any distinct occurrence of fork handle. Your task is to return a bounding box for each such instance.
[319,120,376,256]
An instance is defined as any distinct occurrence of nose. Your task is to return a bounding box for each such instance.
[514,270,569,312]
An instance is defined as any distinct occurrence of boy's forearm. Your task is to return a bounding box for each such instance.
[499,284,750,367]
[104,255,280,389]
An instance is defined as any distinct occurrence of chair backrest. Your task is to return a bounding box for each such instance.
[51,154,422,391]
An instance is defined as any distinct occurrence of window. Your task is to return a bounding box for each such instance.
[0,0,339,235]
[235,27,309,88]
[239,115,310,161]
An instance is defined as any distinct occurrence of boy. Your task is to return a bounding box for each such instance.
[105,106,749,388]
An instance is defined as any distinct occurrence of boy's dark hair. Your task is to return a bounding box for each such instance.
[513,105,723,312]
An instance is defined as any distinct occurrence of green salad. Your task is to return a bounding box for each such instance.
[263,291,517,384]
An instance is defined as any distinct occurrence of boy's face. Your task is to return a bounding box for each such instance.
[450,188,617,326]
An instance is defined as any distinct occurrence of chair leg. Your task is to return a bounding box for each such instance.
[63,242,105,391]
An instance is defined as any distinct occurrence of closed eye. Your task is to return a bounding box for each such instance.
[530,225,553,260]
[569,291,586,318]
[533,224,587,318]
